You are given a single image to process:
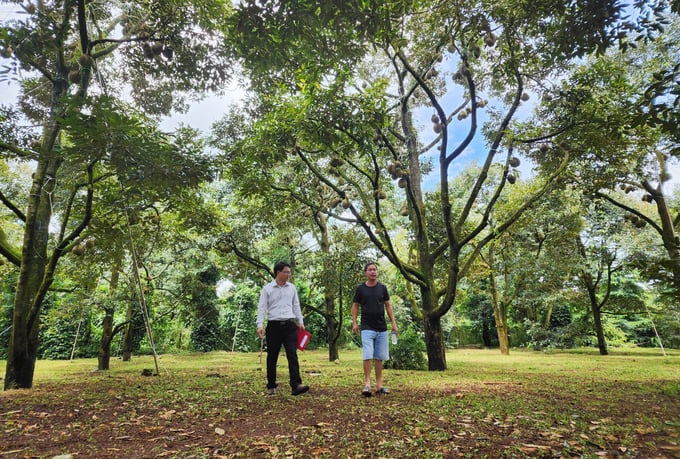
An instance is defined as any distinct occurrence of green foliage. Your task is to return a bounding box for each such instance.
[184,265,221,352]
[220,283,259,352]
[460,291,498,347]
[38,311,82,360]
[384,328,427,371]
[523,302,577,350]
[0,270,17,359]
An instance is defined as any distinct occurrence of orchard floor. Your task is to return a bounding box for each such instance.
[0,348,678,459]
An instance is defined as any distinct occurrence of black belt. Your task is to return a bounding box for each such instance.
[269,319,295,324]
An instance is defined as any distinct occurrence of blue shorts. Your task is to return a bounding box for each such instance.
[361,329,389,361]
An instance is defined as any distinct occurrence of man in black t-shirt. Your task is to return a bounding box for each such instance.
[351,262,398,397]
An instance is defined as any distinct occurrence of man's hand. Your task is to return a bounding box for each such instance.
[257,327,264,339]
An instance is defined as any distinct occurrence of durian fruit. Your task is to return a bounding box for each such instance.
[330,156,343,167]
[142,43,154,59]
[398,178,408,188]
[151,42,163,56]
[341,199,351,209]
[72,244,86,256]
[509,157,520,168]
[520,92,530,101]
[400,203,409,216]
[484,32,497,47]
[642,194,653,203]
[78,54,94,68]
[162,47,174,60]
[68,69,81,84]
[507,174,516,184]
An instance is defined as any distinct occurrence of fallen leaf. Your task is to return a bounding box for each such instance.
[520,444,551,454]
[159,410,176,420]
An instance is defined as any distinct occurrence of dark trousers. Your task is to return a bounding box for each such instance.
[265,320,302,389]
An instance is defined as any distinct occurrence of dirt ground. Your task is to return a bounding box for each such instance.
[0,363,679,458]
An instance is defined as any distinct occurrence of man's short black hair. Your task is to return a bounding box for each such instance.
[274,261,292,275]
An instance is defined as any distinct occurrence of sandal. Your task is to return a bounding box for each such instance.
[375,387,390,395]
[361,385,372,397]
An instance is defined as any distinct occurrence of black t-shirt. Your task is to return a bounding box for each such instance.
[353,282,390,331]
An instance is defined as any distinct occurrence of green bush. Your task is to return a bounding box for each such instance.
[384,328,427,370]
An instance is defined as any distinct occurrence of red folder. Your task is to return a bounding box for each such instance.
[297,329,311,351]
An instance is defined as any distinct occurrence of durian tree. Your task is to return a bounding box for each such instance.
[469,171,579,354]
[0,0,231,390]
[225,0,660,369]
[525,17,680,305]
[483,187,583,346]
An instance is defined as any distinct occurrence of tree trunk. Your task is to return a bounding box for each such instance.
[493,300,511,354]
[316,214,342,362]
[423,314,447,370]
[326,312,339,362]
[322,283,339,362]
[122,300,133,361]
[487,254,510,355]
[98,263,121,371]
[588,290,608,355]
[98,308,114,370]
[650,189,680,301]
[496,322,510,355]
[492,297,510,355]
[4,125,63,390]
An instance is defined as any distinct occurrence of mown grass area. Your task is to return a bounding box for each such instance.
[11,345,678,385]
[0,347,678,458]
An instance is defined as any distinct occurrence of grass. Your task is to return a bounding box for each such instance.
[0,346,679,458]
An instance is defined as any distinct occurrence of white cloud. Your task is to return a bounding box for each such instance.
[160,82,246,133]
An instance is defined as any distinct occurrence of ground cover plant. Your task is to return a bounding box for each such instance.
[0,348,678,458]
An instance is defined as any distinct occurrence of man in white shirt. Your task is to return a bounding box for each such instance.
[256,261,309,396]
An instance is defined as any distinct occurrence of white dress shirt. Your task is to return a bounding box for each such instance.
[256,280,303,328]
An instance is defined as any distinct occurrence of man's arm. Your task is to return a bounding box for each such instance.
[256,286,268,338]
[292,286,305,329]
[385,300,398,334]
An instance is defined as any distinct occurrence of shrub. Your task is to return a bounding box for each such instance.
[384,328,427,370]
